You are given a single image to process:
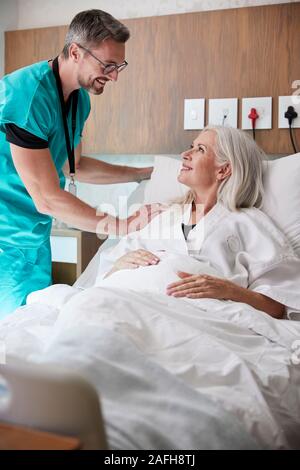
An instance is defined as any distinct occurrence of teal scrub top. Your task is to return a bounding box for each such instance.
[0,60,91,248]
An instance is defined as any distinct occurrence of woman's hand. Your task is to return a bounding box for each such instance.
[166,271,285,318]
[166,271,236,299]
[104,250,160,278]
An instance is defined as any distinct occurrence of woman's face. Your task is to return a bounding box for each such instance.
[178,131,221,191]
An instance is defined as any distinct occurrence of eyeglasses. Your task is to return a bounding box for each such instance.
[77,44,128,75]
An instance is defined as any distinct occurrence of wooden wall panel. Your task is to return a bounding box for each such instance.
[5,3,300,155]
[5,26,68,73]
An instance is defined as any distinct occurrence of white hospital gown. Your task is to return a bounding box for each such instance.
[97,202,300,319]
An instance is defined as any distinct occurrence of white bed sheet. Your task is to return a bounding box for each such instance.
[1,282,300,449]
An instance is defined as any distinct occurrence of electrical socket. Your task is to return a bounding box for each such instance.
[241,97,272,130]
[278,96,300,128]
[208,98,238,128]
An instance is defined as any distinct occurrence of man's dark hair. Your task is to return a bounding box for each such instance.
[62,9,130,58]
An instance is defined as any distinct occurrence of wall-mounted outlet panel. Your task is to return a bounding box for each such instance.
[278,96,300,128]
[184,99,205,130]
[242,97,272,130]
[208,98,238,128]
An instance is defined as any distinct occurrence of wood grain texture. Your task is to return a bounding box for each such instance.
[0,422,81,450]
[4,3,300,155]
[5,26,68,72]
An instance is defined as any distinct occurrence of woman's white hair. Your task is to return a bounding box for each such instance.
[182,125,265,211]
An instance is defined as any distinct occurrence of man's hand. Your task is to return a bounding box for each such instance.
[125,203,168,234]
[135,166,154,182]
[95,203,169,238]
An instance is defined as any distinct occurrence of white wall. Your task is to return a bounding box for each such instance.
[0,0,18,77]
[16,0,299,29]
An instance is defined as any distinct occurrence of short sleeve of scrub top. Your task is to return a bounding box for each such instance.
[0,62,91,149]
[0,71,55,141]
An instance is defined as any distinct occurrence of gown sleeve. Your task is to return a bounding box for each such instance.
[236,209,300,320]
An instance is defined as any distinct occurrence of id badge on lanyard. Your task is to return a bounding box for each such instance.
[68,175,77,196]
[52,56,79,197]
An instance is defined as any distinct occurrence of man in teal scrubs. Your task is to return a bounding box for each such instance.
[0,10,158,319]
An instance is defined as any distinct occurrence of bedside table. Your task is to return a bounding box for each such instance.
[0,422,81,450]
[50,229,107,285]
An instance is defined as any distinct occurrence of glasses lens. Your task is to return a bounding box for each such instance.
[117,62,128,73]
[104,64,116,74]
[103,63,128,74]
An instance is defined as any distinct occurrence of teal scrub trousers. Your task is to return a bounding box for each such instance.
[0,240,52,320]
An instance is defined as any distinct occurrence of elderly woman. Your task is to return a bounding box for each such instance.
[98,126,300,319]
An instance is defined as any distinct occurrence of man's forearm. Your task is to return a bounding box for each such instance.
[39,188,126,236]
[74,156,153,184]
[230,284,285,319]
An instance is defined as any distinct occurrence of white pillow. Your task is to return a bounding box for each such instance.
[128,153,300,257]
[128,156,189,207]
[262,153,300,257]
[126,179,148,210]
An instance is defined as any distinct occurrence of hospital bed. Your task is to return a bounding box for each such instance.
[1,152,300,449]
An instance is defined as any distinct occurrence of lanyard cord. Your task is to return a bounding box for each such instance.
[52,56,79,176]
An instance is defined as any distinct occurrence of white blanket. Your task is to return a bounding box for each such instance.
[1,282,300,449]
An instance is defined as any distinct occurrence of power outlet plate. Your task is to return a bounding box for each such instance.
[208,98,238,128]
[242,97,272,130]
[184,99,205,130]
[278,96,300,128]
